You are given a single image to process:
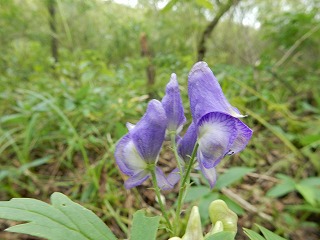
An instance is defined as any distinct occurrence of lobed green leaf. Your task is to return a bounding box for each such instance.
[0,192,117,240]
[130,210,160,240]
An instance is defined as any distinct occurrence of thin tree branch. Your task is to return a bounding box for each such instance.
[197,0,240,61]
[273,24,320,69]
[48,0,58,63]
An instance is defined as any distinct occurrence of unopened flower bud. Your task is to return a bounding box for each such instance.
[182,206,203,240]
[209,200,238,233]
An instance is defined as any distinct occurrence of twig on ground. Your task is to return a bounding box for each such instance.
[246,172,278,183]
[221,188,273,222]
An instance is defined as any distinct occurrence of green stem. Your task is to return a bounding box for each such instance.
[173,143,199,236]
[170,133,183,177]
[150,166,173,232]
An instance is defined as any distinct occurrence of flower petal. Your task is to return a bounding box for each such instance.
[166,168,180,187]
[126,122,135,131]
[161,73,186,133]
[197,112,237,168]
[177,122,197,163]
[198,160,217,189]
[188,61,245,124]
[124,170,150,189]
[229,119,253,154]
[155,167,180,190]
[115,134,147,176]
[130,99,168,163]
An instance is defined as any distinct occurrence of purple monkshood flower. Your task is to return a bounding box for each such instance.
[161,73,186,135]
[178,62,253,188]
[188,61,246,123]
[115,99,179,190]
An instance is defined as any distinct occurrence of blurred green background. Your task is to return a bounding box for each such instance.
[0,0,319,239]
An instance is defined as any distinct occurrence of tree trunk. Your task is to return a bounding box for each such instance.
[197,0,240,61]
[48,0,58,63]
[140,32,156,98]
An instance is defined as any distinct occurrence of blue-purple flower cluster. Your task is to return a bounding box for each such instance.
[114,62,252,189]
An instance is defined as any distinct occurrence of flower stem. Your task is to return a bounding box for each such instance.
[170,133,183,177]
[150,166,173,232]
[173,143,199,236]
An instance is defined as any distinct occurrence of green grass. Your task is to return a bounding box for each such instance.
[0,1,319,239]
[1,59,319,239]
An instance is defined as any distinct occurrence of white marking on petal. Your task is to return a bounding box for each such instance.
[123,140,147,171]
[229,108,246,118]
[197,112,237,168]
[126,122,135,131]
[198,121,231,160]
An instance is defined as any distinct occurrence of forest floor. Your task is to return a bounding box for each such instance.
[1,144,319,240]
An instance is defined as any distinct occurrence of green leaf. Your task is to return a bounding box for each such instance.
[266,178,296,198]
[0,192,117,240]
[257,225,287,240]
[286,204,320,213]
[0,113,27,124]
[130,210,160,240]
[184,186,211,202]
[0,156,51,181]
[205,231,235,240]
[300,134,320,146]
[215,167,254,189]
[299,177,320,186]
[275,174,295,182]
[220,195,245,215]
[243,228,266,240]
[195,0,213,10]
[161,0,179,13]
[18,156,52,172]
[295,183,317,206]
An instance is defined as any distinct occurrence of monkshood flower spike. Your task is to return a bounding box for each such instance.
[184,61,253,187]
[161,73,186,135]
[115,99,177,190]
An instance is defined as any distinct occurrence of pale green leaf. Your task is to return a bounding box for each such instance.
[295,183,316,206]
[195,0,213,10]
[0,192,117,240]
[184,185,211,202]
[276,174,295,182]
[286,204,320,214]
[299,177,320,186]
[243,228,266,240]
[130,210,160,240]
[161,0,179,13]
[266,181,295,198]
[257,224,287,240]
[0,114,26,124]
[215,167,254,189]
